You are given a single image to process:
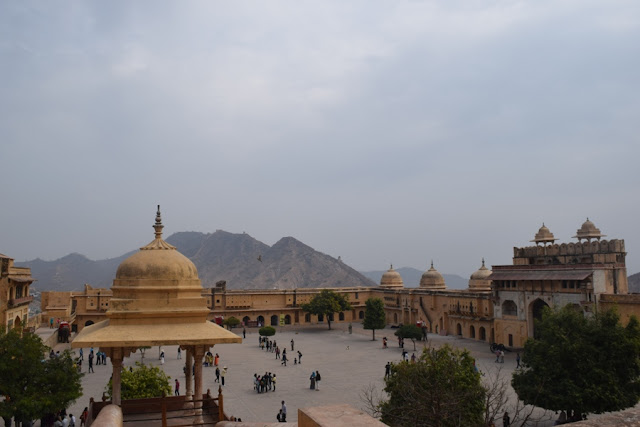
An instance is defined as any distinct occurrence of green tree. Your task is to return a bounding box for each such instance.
[0,328,83,424]
[379,345,485,426]
[223,316,240,330]
[394,324,423,351]
[105,362,171,400]
[363,297,386,340]
[259,326,276,337]
[301,289,352,330]
[512,306,640,419]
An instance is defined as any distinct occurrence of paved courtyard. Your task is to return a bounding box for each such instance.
[53,322,523,425]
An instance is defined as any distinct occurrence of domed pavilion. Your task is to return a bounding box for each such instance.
[72,207,241,411]
[468,259,492,292]
[574,218,606,242]
[380,264,404,288]
[419,261,446,290]
[531,223,556,246]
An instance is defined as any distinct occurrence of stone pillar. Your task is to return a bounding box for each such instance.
[185,347,193,400]
[193,346,205,411]
[111,350,123,406]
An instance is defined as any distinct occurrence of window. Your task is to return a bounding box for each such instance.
[355,292,359,299]
[502,300,517,316]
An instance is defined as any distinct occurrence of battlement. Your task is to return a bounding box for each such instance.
[513,239,626,266]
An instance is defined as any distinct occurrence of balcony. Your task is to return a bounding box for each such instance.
[8,295,34,308]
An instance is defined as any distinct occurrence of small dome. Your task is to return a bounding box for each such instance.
[116,249,198,281]
[470,259,491,280]
[469,259,492,292]
[380,264,404,288]
[531,223,555,245]
[574,218,606,242]
[420,261,446,289]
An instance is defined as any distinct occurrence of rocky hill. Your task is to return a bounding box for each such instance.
[629,272,640,293]
[19,231,376,291]
[361,267,468,289]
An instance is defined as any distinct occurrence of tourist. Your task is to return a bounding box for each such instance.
[495,350,500,363]
[221,366,227,385]
[385,362,391,378]
[383,337,387,348]
[79,408,88,427]
[297,350,302,363]
[281,401,287,422]
[79,348,83,361]
[277,409,284,422]
[291,339,294,351]
[275,346,280,359]
[516,352,521,368]
[315,370,321,390]
[402,349,408,361]
[177,347,182,359]
[411,353,416,363]
[88,352,94,373]
[69,413,76,427]
[243,327,246,338]
[281,353,287,366]
[160,351,165,365]
[272,373,277,391]
[310,371,316,390]
[215,367,220,383]
[175,379,180,396]
[499,350,505,363]
[214,353,219,366]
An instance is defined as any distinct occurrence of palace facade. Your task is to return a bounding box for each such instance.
[40,219,635,348]
[0,253,35,330]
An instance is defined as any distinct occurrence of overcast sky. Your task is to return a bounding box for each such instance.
[1,1,639,278]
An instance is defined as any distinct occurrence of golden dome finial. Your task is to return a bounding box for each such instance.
[154,205,164,239]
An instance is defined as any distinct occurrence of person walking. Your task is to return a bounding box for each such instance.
[272,373,277,391]
[214,353,220,367]
[310,371,316,389]
[88,352,94,373]
[291,339,294,351]
[516,352,521,368]
[275,347,280,359]
[243,327,246,338]
[281,354,287,366]
[385,362,391,378]
[177,347,182,359]
[79,348,83,361]
[174,379,180,396]
[215,367,220,383]
[281,401,287,422]
[315,370,321,391]
[503,411,510,426]
[79,408,88,427]
[221,366,227,386]
[298,350,302,363]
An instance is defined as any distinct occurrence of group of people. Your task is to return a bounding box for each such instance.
[253,372,277,392]
[308,370,321,390]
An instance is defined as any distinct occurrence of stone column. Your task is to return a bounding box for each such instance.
[185,347,193,400]
[193,346,205,412]
[111,349,124,406]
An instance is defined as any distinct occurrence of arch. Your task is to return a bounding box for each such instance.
[456,323,462,336]
[435,324,439,334]
[470,325,476,339]
[318,314,324,322]
[529,298,550,338]
[85,320,95,327]
[242,316,250,324]
[270,315,279,326]
[284,314,291,325]
[14,315,21,330]
[359,310,364,320]
[479,326,486,341]
[257,315,265,325]
[305,313,311,323]
[502,300,518,316]
[339,312,345,321]
[393,313,398,323]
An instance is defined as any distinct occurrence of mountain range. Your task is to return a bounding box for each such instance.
[19,231,376,291]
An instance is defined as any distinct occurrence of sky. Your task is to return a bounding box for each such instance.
[1,1,639,278]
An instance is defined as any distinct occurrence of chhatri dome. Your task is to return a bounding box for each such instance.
[574,218,606,242]
[531,223,556,245]
[380,264,404,288]
[468,258,492,292]
[419,261,446,290]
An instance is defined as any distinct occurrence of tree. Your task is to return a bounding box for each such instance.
[0,328,83,425]
[223,316,240,330]
[259,326,276,337]
[394,324,423,350]
[363,297,386,340]
[512,306,640,420]
[105,362,171,400]
[301,289,352,330]
[379,345,485,426]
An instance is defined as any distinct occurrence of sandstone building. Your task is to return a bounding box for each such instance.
[0,252,34,330]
